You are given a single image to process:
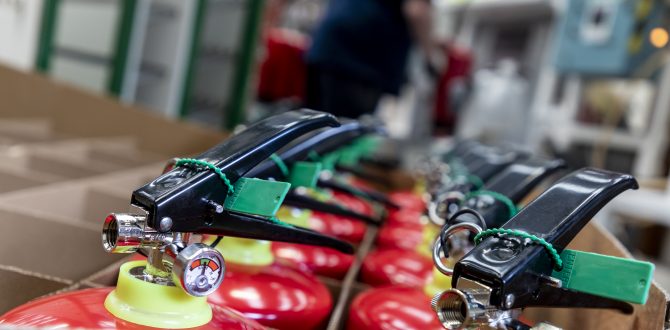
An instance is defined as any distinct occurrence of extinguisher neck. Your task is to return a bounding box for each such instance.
[104,261,212,329]
[276,206,312,228]
[416,224,440,259]
[424,265,455,298]
[212,236,275,266]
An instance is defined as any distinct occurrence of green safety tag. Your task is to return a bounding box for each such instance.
[338,148,360,166]
[355,136,381,154]
[289,161,322,188]
[551,249,654,304]
[320,152,340,171]
[307,187,332,202]
[223,178,291,217]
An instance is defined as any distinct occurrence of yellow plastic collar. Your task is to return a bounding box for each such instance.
[276,206,312,228]
[424,265,454,298]
[415,223,440,259]
[104,260,212,328]
[210,236,274,266]
[413,178,427,196]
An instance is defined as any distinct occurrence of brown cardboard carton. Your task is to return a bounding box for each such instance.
[84,163,165,197]
[0,265,70,314]
[24,137,164,169]
[0,149,105,179]
[0,65,225,156]
[0,118,57,146]
[326,226,378,330]
[0,183,131,227]
[0,65,228,320]
[0,167,58,194]
[331,222,669,330]
[0,209,123,281]
[522,222,669,329]
[0,65,665,329]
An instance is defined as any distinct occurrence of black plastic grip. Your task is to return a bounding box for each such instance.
[246,119,373,179]
[131,109,339,231]
[471,158,566,228]
[453,168,638,309]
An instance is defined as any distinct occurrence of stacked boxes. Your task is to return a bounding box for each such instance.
[0,65,666,329]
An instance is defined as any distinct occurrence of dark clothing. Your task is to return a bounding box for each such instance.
[306,0,411,95]
[305,64,383,118]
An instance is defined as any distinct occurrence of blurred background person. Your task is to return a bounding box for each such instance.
[304,0,440,118]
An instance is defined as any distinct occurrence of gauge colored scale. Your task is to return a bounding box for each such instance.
[185,258,223,295]
[189,258,220,271]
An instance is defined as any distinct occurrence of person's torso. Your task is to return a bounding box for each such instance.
[307,0,412,94]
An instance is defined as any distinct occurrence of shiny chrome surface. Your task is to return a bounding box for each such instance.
[433,223,482,276]
[432,278,519,330]
[102,207,177,254]
[428,191,466,226]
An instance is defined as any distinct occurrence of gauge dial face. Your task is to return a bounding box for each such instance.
[179,248,225,296]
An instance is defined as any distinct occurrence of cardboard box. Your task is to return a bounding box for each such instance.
[0,118,58,147]
[328,222,669,330]
[522,222,669,329]
[84,163,165,197]
[0,167,59,194]
[0,183,132,227]
[0,65,225,156]
[0,66,666,329]
[0,265,70,314]
[0,64,225,317]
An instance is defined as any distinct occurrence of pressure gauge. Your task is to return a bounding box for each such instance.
[173,243,225,297]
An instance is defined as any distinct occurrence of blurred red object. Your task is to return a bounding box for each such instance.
[257,28,309,103]
[433,44,472,134]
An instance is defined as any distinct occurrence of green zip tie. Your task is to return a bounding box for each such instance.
[465,190,518,218]
[465,174,484,190]
[474,228,563,271]
[269,153,290,178]
[268,216,292,227]
[447,159,469,177]
[320,151,341,171]
[308,150,321,162]
[175,158,235,195]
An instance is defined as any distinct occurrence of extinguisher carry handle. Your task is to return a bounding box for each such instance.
[246,119,378,179]
[455,157,567,229]
[453,168,638,311]
[131,109,339,232]
[283,189,382,225]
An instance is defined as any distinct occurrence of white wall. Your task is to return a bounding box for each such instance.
[0,0,43,71]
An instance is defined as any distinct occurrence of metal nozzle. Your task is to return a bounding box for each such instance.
[102,213,171,253]
[431,289,488,330]
[103,213,146,253]
[432,278,520,329]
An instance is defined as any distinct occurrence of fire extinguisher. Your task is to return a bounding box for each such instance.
[430,169,652,329]
[239,121,388,279]
[207,236,336,330]
[309,200,370,243]
[243,119,386,245]
[376,144,524,251]
[0,257,265,330]
[271,206,355,279]
[350,168,651,330]
[347,268,452,330]
[0,111,354,330]
[361,158,565,287]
